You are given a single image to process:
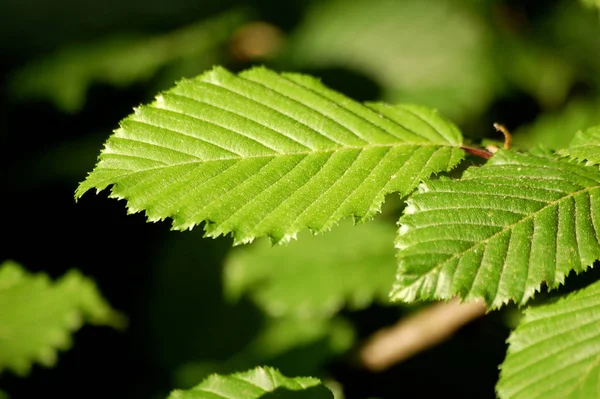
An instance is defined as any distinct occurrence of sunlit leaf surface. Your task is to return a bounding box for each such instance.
[498,279,600,399]
[77,66,464,245]
[392,150,600,308]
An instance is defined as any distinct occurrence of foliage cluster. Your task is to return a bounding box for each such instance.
[3,0,600,398]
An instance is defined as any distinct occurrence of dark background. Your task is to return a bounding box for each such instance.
[1,0,599,397]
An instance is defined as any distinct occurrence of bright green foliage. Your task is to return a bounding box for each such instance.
[168,366,332,399]
[9,11,246,112]
[497,279,600,399]
[224,219,396,317]
[391,150,600,308]
[175,316,354,387]
[0,260,125,376]
[77,66,464,245]
[287,0,494,122]
[559,125,600,165]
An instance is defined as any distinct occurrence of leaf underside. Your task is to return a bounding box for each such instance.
[76,66,464,244]
[391,150,600,308]
[224,219,397,317]
[0,260,124,376]
[497,279,600,399]
[168,366,332,399]
[558,125,600,165]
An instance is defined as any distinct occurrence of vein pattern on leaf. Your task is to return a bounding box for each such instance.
[168,366,332,399]
[76,66,464,244]
[497,279,600,399]
[558,125,600,166]
[0,260,125,376]
[392,150,600,308]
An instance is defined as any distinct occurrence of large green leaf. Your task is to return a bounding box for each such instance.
[391,150,600,308]
[559,125,600,165]
[0,260,125,376]
[497,279,600,399]
[224,219,396,317]
[77,66,464,245]
[167,366,332,399]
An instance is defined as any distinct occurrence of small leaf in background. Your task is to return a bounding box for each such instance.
[76,66,464,245]
[391,150,600,308]
[167,366,332,399]
[285,0,495,122]
[558,125,600,166]
[512,99,600,150]
[0,260,125,376]
[8,10,248,113]
[497,278,600,399]
[544,1,600,90]
[224,219,396,317]
[496,37,575,110]
[174,316,354,387]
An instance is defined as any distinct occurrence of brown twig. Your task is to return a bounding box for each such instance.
[358,299,487,371]
[493,123,512,150]
[460,145,493,159]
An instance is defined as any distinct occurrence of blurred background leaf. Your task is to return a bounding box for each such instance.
[8,10,249,113]
[512,98,600,150]
[581,0,600,9]
[224,219,397,318]
[283,0,496,124]
[0,260,125,377]
[2,0,600,398]
[174,315,354,388]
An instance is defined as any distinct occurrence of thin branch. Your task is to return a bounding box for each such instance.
[493,123,512,150]
[358,299,487,371]
[461,145,493,159]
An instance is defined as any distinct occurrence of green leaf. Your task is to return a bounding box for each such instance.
[512,98,600,151]
[224,219,396,317]
[558,125,600,165]
[175,315,354,387]
[497,279,600,399]
[286,0,495,122]
[167,366,333,399]
[77,66,464,245]
[9,11,247,113]
[0,260,125,376]
[497,37,575,109]
[544,2,600,90]
[391,150,600,308]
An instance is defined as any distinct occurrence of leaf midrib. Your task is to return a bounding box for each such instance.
[105,141,456,173]
[402,184,600,298]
